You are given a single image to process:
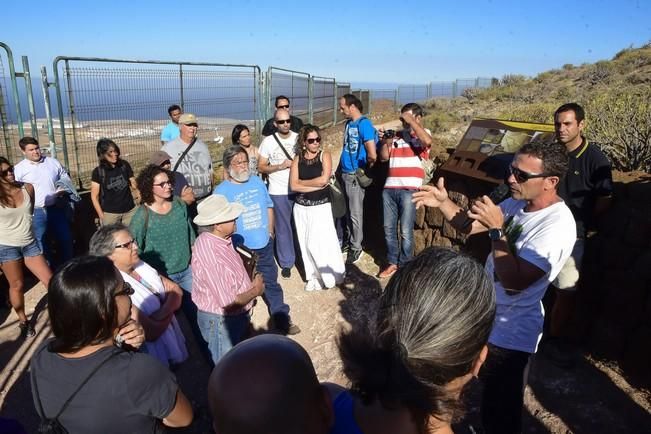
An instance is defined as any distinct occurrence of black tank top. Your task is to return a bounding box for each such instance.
[295,152,330,205]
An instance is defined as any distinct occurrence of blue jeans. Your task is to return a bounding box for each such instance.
[382,189,416,266]
[33,206,73,268]
[270,194,296,269]
[254,238,290,316]
[197,309,250,366]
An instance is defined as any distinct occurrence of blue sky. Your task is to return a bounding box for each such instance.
[2,0,649,87]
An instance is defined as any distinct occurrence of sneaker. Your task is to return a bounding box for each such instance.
[19,321,35,339]
[287,322,301,335]
[304,279,322,292]
[281,267,292,279]
[346,249,364,264]
[378,264,398,279]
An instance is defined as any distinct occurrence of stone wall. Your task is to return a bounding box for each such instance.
[413,172,651,390]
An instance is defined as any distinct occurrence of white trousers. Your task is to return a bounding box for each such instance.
[293,202,346,288]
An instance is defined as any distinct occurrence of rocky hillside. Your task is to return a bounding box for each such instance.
[418,42,651,173]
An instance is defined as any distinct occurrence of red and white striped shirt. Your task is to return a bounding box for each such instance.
[384,128,431,190]
[191,232,253,315]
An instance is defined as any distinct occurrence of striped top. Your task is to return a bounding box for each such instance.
[384,128,431,190]
[191,232,253,315]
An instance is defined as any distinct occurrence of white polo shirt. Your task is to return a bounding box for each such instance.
[14,157,71,208]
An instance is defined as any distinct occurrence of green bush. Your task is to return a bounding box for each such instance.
[586,87,651,172]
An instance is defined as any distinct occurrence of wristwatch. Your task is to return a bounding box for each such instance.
[488,228,504,241]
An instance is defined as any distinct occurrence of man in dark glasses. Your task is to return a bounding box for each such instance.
[545,103,613,368]
[413,141,576,434]
[262,95,304,136]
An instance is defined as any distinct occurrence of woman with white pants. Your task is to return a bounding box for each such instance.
[290,125,345,291]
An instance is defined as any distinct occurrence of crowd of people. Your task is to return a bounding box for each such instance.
[0,98,613,433]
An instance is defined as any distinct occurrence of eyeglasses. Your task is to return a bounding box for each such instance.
[0,166,14,176]
[509,165,549,183]
[114,282,135,298]
[182,123,198,128]
[276,119,291,124]
[115,238,137,249]
[306,137,321,144]
[276,104,290,109]
[153,180,172,188]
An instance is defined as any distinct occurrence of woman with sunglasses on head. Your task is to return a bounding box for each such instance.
[231,124,260,177]
[289,125,345,291]
[330,247,496,434]
[89,224,188,367]
[0,156,52,338]
[90,139,140,226]
[30,256,192,433]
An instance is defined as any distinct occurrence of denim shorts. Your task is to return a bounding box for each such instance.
[0,239,42,264]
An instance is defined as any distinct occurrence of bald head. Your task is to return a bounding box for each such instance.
[208,335,332,434]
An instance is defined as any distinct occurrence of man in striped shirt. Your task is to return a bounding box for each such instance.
[377,103,432,278]
[191,194,265,366]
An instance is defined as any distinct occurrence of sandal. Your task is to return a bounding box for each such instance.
[19,321,36,338]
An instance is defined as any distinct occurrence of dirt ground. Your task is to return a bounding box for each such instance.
[1,113,650,433]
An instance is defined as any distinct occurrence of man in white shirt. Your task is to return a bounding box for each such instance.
[413,141,576,434]
[14,136,74,266]
[257,110,297,279]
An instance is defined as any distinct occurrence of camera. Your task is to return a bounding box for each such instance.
[384,129,395,139]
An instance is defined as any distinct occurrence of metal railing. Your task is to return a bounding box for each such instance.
[311,76,336,127]
[51,56,263,188]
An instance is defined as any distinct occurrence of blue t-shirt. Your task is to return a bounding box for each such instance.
[160,122,180,142]
[213,176,274,250]
[339,116,377,173]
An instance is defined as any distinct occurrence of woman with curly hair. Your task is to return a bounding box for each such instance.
[0,156,52,338]
[90,139,139,226]
[129,165,194,293]
[289,125,344,291]
[330,247,496,434]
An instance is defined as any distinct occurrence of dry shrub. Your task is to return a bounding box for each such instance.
[586,87,651,172]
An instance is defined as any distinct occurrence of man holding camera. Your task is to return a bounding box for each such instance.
[337,94,378,264]
[377,103,432,278]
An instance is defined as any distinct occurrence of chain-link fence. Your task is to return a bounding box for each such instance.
[52,57,262,188]
[0,43,23,163]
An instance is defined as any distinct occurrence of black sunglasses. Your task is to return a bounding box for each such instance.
[276,104,290,109]
[509,166,549,183]
[0,166,14,176]
[114,282,135,297]
[306,137,321,144]
[276,119,291,124]
[115,238,137,249]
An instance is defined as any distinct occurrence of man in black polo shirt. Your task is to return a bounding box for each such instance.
[262,95,304,136]
[547,102,613,366]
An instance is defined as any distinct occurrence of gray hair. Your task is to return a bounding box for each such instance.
[222,145,248,170]
[338,247,496,431]
[89,223,132,257]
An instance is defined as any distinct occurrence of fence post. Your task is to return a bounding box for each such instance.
[308,75,314,124]
[40,66,57,159]
[21,56,39,140]
[0,42,24,138]
[52,58,70,170]
[0,80,10,157]
[64,60,82,187]
[452,80,458,98]
[179,64,184,110]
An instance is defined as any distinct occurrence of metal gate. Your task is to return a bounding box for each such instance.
[51,57,263,188]
[266,67,310,124]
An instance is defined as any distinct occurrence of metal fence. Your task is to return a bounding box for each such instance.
[266,67,310,124]
[51,57,263,188]
[1,42,499,190]
[311,76,336,127]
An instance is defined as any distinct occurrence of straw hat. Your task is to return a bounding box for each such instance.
[193,194,245,226]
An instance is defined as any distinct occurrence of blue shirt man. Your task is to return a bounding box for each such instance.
[160,104,182,144]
